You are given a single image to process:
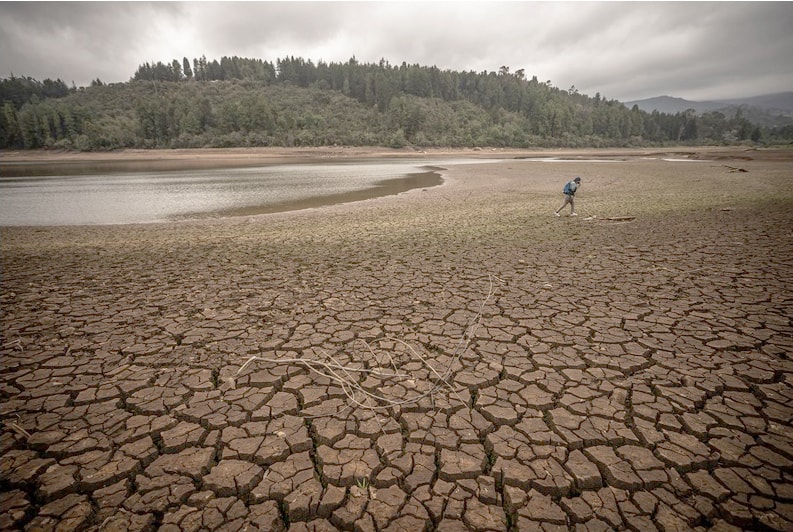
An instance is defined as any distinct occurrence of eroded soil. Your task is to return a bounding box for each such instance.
[1,148,792,531]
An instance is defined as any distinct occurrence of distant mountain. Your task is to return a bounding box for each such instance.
[623,95,720,114]
[624,92,793,114]
[623,92,793,127]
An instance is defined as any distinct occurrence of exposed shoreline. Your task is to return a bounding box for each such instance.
[2,145,790,246]
[1,145,786,175]
[2,145,792,530]
[5,145,784,227]
[199,168,445,221]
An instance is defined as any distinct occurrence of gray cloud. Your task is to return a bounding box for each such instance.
[1,1,791,102]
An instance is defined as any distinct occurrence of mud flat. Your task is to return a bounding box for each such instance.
[1,147,792,530]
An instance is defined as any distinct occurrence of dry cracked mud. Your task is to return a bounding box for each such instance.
[1,147,792,531]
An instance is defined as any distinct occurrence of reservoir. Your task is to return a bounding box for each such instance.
[0,159,461,226]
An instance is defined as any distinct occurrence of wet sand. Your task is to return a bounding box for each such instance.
[1,146,792,530]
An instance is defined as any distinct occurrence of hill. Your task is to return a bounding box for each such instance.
[1,56,791,151]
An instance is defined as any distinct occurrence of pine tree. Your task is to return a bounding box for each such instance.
[183,58,193,79]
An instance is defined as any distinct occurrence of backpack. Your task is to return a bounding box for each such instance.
[563,181,572,195]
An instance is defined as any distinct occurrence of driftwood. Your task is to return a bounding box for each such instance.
[722,165,748,173]
[583,215,635,222]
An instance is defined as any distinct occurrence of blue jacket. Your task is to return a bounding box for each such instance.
[564,180,579,195]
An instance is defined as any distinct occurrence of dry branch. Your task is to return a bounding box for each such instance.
[230,276,496,421]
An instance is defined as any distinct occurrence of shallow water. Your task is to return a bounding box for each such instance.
[0,159,470,226]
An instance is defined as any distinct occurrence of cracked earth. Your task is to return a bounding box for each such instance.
[1,148,792,531]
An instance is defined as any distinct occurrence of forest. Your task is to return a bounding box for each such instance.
[2,55,791,151]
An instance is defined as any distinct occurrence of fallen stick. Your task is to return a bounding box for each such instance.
[601,216,635,222]
[230,276,497,420]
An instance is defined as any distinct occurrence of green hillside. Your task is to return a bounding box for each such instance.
[1,56,790,151]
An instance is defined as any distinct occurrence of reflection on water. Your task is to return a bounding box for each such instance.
[0,160,463,226]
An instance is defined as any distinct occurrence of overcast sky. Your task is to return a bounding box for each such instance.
[1,1,791,103]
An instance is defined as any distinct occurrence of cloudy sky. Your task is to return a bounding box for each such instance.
[1,1,791,103]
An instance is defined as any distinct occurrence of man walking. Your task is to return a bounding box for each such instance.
[555,176,581,217]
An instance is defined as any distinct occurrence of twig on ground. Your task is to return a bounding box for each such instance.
[230,276,497,423]
[4,417,32,439]
[7,338,23,351]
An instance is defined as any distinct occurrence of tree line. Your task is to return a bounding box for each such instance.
[1,55,790,151]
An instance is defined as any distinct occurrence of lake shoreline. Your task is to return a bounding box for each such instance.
[2,145,788,226]
[1,145,787,177]
[182,168,445,222]
[0,157,449,227]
